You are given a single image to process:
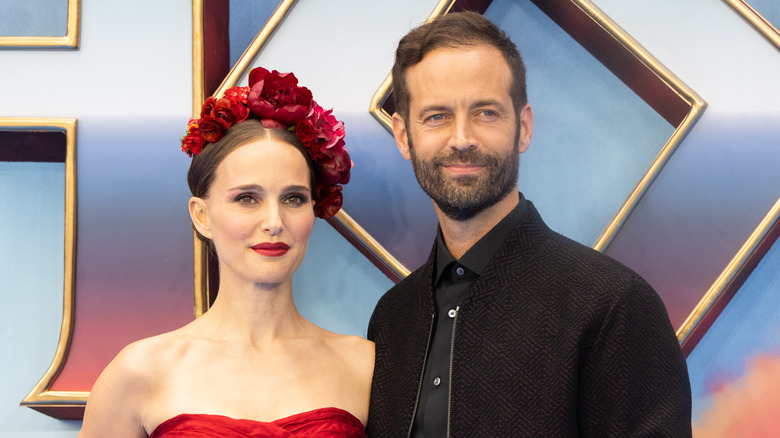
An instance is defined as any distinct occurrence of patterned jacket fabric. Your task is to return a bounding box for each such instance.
[367,201,691,437]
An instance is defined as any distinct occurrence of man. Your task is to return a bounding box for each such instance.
[367,11,691,437]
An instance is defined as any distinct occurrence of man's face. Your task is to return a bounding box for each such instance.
[392,45,532,221]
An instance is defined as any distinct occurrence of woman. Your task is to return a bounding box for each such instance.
[79,67,372,437]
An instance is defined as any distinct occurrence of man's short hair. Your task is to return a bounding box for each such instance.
[392,11,527,123]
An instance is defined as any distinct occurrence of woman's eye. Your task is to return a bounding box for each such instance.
[283,193,309,207]
[234,193,257,205]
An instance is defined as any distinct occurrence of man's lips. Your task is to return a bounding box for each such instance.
[251,242,290,257]
[442,163,485,175]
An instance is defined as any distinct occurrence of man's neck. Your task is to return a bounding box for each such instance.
[434,190,519,260]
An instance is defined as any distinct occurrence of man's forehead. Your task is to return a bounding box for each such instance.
[405,46,513,110]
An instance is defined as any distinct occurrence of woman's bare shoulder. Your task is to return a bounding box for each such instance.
[317,327,373,352]
[318,335,374,424]
[111,329,192,377]
[88,332,187,407]
[318,330,375,374]
[78,330,192,437]
[342,333,375,359]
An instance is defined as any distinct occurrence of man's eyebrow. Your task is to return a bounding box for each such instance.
[416,105,451,118]
[471,99,506,109]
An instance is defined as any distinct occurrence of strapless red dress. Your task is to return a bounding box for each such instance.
[149,407,365,437]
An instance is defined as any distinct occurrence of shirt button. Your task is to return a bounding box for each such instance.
[433,377,441,387]
[455,266,465,276]
[448,308,457,318]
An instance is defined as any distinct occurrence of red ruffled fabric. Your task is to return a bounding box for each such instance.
[149,407,365,437]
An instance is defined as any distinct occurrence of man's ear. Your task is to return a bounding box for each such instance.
[392,113,412,161]
[189,197,212,239]
[517,103,534,154]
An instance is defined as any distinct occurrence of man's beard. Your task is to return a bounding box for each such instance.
[408,139,520,222]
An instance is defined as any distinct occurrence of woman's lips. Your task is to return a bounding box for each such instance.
[251,242,290,257]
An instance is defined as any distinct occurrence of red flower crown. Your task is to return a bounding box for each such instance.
[181,66,352,219]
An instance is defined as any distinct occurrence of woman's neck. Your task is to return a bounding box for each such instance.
[194,273,310,349]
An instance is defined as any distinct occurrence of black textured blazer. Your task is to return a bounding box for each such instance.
[367,201,692,437]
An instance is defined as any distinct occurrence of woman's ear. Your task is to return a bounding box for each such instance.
[189,197,212,239]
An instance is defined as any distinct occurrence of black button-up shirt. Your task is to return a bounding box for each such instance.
[411,194,527,437]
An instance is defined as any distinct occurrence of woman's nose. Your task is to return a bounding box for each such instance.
[262,203,284,236]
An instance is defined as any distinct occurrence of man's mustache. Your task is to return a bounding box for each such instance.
[433,149,495,167]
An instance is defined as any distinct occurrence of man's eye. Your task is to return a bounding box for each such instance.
[425,114,447,124]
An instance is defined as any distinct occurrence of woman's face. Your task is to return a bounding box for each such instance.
[190,138,315,286]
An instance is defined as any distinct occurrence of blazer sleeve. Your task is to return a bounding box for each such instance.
[577,274,692,437]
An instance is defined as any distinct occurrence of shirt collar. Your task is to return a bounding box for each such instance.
[434,192,528,284]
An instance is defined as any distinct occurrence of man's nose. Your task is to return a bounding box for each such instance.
[450,113,477,152]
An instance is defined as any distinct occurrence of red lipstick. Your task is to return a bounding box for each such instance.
[251,242,290,257]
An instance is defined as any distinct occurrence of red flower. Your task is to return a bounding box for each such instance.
[305,104,346,160]
[181,118,206,156]
[314,184,343,219]
[224,86,250,122]
[181,66,352,218]
[247,67,313,126]
[294,120,316,147]
[181,133,206,156]
[224,86,248,102]
[200,95,247,126]
[200,96,217,119]
[316,149,352,185]
[198,115,231,144]
[213,99,237,123]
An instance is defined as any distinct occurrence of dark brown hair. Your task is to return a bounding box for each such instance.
[392,11,527,123]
